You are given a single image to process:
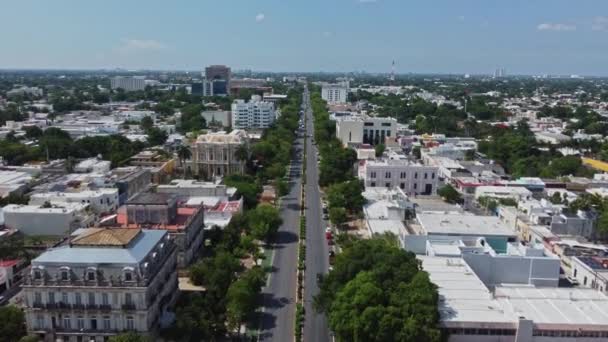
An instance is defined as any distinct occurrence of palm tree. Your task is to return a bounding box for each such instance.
[177,145,192,179]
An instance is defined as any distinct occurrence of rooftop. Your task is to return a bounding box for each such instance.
[33,229,167,265]
[71,228,141,247]
[417,213,516,237]
[576,256,608,272]
[127,192,174,205]
[195,129,248,144]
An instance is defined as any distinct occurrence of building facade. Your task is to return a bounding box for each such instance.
[189,130,248,179]
[110,77,146,92]
[22,228,178,342]
[231,95,276,130]
[358,159,439,195]
[334,114,397,146]
[321,83,348,104]
[2,203,94,236]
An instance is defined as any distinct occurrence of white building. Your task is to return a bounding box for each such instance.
[474,185,533,202]
[571,256,608,292]
[0,170,33,198]
[6,86,43,97]
[534,131,571,145]
[334,114,397,146]
[74,158,112,174]
[321,83,348,104]
[201,110,231,128]
[362,187,413,239]
[420,255,608,341]
[2,202,94,236]
[358,159,439,195]
[231,95,276,130]
[110,77,146,92]
[29,188,119,215]
[23,228,178,342]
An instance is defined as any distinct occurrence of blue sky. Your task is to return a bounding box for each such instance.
[1,0,607,75]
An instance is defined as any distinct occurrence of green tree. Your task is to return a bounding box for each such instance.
[189,251,242,298]
[177,145,192,179]
[374,143,385,158]
[24,126,43,139]
[315,237,441,342]
[146,127,168,146]
[140,116,154,131]
[247,204,282,240]
[327,180,365,213]
[437,184,462,204]
[0,306,27,342]
[225,267,266,330]
[224,175,262,209]
[329,207,348,226]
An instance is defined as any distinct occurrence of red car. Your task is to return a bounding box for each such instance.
[325,231,333,240]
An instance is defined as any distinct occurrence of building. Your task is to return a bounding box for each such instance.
[189,130,248,179]
[29,188,119,215]
[157,179,237,199]
[74,158,112,174]
[534,131,572,145]
[3,202,94,236]
[204,65,231,96]
[231,95,276,130]
[6,86,43,97]
[118,193,205,268]
[23,228,178,341]
[129,150,176,184]
[201,110,231,128]
[406,213,518,253]
[358,159,439,195]
[362,187,413,240]
[0,170,33,198]
[110,77,146,92]
[571,256,608,292]
[420,255,608,341]
[334,114,397,146]
[113,168,152,204]
[321,83,348,104]
[474,185,533,202]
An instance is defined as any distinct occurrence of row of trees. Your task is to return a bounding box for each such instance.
[314,237,442,342]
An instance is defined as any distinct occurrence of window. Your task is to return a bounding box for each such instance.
[34,270,42,280]
[385,172,391,179]
[34,292,42,304]
[63,316,71,329]
[371,172,376,179]
[88,293,96,305]
[573,269,577,277]
[414,172,418,179]
[385,183,390,187]
[75,293,82,305]
[124,272,133,282]
[48,292,55,304]
[371,182,376,187]
[61,270,69,281]
[432,173,435,179]
[584,276,588,286]
[381,122,391,127]
[102,293,109,306]
[103,316,111,330]
[87,271,96,281]
[90,316,97,330]
[400,183,405,189]
[61,292,68,304]
[126,316,134,330]
[400,172,406,179]
[36,314,45,329]
[77,316,85,330]
[424,173,428,179]
[125,293,133,305]
[414,183,418,190]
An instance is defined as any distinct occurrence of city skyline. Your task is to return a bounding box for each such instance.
[1,0,608,75]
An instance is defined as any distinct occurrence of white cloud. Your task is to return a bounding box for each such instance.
[592,16,608,31]
[537,23,576,31]
[118,39,166,52]
[255,13,265,22]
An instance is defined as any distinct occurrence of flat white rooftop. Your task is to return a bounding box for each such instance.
[417,213,516,237]
[420,256,608,327]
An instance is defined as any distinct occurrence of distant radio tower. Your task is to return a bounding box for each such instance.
[390,60,396,83]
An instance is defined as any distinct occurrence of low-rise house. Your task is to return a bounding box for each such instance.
[474,185,533,203]
[358,159,439,195]
[3,202,94,236]
[29,188,119,215]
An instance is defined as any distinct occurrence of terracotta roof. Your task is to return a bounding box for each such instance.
[71,228,141,247]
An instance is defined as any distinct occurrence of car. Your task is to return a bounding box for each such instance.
[328,239,334,246]
[325,231,333,240]
[325,226,331,233]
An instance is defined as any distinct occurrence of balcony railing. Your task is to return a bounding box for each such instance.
[121,303,136,311]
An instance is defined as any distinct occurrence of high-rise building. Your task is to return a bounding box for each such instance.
[110,77,146,92]
[231,95,276,130]
[23,228,178,341]
[321,82,349,104]
[204,65,231,96]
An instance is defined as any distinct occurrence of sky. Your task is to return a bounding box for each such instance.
[1,0,608,75]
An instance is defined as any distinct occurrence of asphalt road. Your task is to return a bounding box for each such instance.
[257,91,306,342]
[302,88,332,342]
